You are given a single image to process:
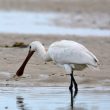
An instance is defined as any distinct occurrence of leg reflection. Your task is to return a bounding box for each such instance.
[16,96,29,110]
[69,87,73,108]
[69,88,78,109]
[69,73,78,108]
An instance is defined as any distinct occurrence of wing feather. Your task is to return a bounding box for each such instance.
[48,40,98,66]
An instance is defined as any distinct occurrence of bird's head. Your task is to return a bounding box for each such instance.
[29,41,41,52]
[15,41,42,77]
[15,41,46,77]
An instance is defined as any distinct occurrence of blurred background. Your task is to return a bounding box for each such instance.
[0,0,110,36]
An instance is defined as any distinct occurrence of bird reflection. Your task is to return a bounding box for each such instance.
[16,96,29,110]
[69,87,78,109]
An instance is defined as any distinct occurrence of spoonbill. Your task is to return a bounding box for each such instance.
[15,40,99,105]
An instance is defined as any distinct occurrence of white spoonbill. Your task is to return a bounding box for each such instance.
[15,40,99,98]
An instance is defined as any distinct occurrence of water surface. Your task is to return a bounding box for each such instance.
[0,87,110,110]
[0,11,110,36]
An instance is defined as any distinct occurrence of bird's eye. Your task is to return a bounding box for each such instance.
[29,46,31,50]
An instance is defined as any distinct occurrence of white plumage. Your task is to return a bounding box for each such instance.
[29,40,99,74]
[15,40,99,102]
[49,40,98,69]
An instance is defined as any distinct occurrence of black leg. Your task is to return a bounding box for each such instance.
[69,69,78,97]
[69,69,78,108]
[71,72,78,98]
[69,74,74,108]
[69,74,73,91]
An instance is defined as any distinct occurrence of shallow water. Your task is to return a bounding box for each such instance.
[0,11,110,36]
[0,87,110,110]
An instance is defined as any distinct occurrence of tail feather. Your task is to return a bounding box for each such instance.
[94,57,100,65]
[88,55,100,71]
[87,64,100,71]
[87,56,100,71]
[87,50,100,67]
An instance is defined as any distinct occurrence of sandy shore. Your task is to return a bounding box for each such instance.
[0,34,110,88]
[0,0,110,13]
[0,0,110,88]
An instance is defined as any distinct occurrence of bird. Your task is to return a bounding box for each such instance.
[15,40,99,106]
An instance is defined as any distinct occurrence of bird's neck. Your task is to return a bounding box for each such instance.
[37,44,49,61]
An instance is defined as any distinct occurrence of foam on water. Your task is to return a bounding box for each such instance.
[0,11,110,36]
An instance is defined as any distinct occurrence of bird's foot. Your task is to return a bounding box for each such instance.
[6,74,31,81]
[6,75,21,81]
[13,75,21,81]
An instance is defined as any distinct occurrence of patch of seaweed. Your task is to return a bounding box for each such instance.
[12,42,28,48]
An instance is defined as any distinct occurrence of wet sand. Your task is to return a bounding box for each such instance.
[0,35,110,88]
[0,0,110,13]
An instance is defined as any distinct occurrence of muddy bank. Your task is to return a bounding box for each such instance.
[0,35,110,87]
[0,0,110,13]
[0,0,110,88]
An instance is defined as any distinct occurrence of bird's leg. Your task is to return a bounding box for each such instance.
[69,74,73,91]
[71,69,78,98]
[69,69,78,108]
[69,72,74,108]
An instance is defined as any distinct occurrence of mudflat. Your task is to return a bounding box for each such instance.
[0,35,110,88]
